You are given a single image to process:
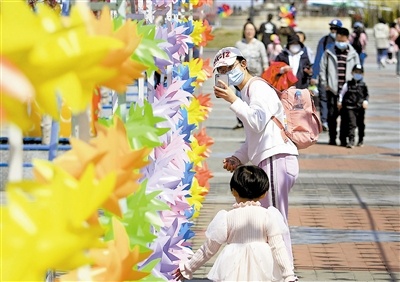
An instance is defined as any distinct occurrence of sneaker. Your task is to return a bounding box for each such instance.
[322,122,328,132]
[380,58,386,68]
[357,141,364,147]
[346,143,354,148]
[232,123,243,130]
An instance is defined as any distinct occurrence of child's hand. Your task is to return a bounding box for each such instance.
[362,100,368,109]
[172,268,184,281]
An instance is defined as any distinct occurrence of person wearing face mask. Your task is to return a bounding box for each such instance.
[232,21,269,130]
[213,47,299,265]
[311,19,343,132]
[274,34,312,89]
[337,64,369,148]
[319,27,360,147]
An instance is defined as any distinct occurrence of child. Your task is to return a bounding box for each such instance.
[172,165,298,282]
[338,64,369,148]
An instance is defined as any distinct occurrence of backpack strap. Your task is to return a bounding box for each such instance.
[245,77,289,143]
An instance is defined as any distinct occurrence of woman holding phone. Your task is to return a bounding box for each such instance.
[230,21,269,129]
[213,46,299,265]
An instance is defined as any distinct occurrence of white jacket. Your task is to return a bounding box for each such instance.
[230,78,298,165]
[374,23,390,49]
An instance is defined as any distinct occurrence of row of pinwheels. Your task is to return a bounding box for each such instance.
[1,0,215,281]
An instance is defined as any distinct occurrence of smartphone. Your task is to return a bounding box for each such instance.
[215,74,229,89]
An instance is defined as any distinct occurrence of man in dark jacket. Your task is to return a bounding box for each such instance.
[319,27,360,146]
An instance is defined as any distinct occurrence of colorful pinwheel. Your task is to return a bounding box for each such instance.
[217,4,233,18]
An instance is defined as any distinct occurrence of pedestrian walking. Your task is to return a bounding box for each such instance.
[337,64,369,148]
[388,22,399,65]
[212,47,299,262]
[172,165,298,282]
[349,22,368,66]
[311,19,343,132]
[319,27,360,146]
[373,17,390,69]
[259,13,278,51]
[267,34,283,65]
[274,34,312,89]
[296,30,314,65]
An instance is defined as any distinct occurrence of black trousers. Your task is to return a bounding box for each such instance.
[341,107,365,143]
[327,91,342,143]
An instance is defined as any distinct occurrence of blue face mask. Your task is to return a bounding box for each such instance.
[335,41,348,50]
[227,67,245,86]
[330,32,336,39]
[353,73,363,81]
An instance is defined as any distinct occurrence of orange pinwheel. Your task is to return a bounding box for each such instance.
[199,19,215,47]
[60,217,152,281]
[86,5,147,92]
[195,162,213,192]
[193,127,214,158]
[48,118,151,216]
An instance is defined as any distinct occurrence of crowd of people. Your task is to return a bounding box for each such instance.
[229,14,400,148]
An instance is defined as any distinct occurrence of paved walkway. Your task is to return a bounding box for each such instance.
[188,49,400,281]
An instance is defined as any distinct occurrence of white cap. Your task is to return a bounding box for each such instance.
[213,47,245,71]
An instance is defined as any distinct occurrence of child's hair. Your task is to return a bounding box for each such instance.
[230,165,269,199]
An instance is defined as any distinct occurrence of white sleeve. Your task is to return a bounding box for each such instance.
[269,235,297,282]
[179,211,227,279]
[339,83,348,103]
[179,239,222,279]
[205,210,228,244]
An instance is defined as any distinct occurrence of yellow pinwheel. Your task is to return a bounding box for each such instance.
[1,163,116,281]
[1,1,123,118]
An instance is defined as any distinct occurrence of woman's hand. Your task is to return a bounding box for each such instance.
[214,81,238,103]
[172,268,184,281]
[223,156,242,172]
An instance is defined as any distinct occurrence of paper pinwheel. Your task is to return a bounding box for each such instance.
[183,95,209,127]
[193,127,214,158]
[217,4,233,18]
[199,19,215,47]
[125,100,170,150]
[122,182,170,250]
[87,5,148,92]
[192,0,213,8]
[144,218,187,279]
[279,4,297,28]
[131,21,170,74]
[195,161,213,193]
[60,217,152,281]
[2,1,124,118]
[187,177,208,219]
[1,163,115,281]
[182,58,208,87]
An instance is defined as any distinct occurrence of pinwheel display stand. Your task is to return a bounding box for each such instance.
[1,0,216,281]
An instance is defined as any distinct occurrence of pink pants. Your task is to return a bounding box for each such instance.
[259,153,299,262]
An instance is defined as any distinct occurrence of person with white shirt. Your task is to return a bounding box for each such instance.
[212,47,299,263]
[274,34,312,89]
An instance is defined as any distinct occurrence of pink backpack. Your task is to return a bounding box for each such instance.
[247,78,322,149]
